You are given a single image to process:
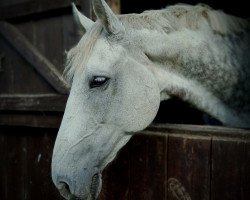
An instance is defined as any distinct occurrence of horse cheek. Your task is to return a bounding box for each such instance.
[122,73,160,132]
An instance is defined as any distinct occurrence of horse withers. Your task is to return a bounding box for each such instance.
[52,0,250,199]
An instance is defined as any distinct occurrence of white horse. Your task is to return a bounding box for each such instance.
[52,0,250,199]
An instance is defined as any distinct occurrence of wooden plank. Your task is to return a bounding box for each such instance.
[0,129,24,199]
[0,35,56,94]
[24,128,62,199]
[0,126,62,200]
[129,133,167,200]
[243,141,250,199]
[33,16,65,74]
[0,0,30,7]
[0,94,67,111]
[0,124,250,199]
[107,0,121,14]
[79,0,92,18]
[211,137,249,200]
[149,123,250,138]
[0,22,70,94]
[0,132,5,198]
[0,0,72,20]
[167,134,211,200]
[0,111,63,128]
[99,138,130,200]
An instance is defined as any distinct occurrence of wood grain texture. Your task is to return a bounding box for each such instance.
[1,1,250,200]
[107,0,121,14]
[0,0,71,20]
[0,36,55,94]
[0,22,70,94]
[0,126,63,200]
[0,111,63,128]
[211,138,249,200]
[167,134,211,200]
[99,138,130,200]
[130,133,167,200]
[0,94,67,111]
[1,125,250,200]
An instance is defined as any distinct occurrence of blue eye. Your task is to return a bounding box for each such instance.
[89,76,109,88]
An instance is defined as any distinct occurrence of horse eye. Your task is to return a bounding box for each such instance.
[89,76,109,88]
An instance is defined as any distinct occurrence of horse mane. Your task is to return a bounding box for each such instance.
[64,4,250,82]
[119,3,250,34]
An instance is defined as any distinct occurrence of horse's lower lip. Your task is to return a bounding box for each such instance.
[90,173,102,199]
[58,182,72,199]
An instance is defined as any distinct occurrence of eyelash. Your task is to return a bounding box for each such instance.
[89,76,110,89]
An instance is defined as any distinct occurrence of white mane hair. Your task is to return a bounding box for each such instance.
[120,3,249,34]
[64,22,103,82]
[64,3,250,82]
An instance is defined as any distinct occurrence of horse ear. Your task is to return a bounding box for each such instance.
[72,3,94,33]
[93,0,125,38]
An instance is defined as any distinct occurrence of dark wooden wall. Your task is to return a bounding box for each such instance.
[0,126,61,199]
[0,0,250,200]
[100,125,250,200]
[1,124,250,200]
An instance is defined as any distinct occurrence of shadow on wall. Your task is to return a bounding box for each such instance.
[153,99,223,125]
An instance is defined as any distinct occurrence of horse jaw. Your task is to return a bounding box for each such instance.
[51,41,160,199]
[51,98,132,199]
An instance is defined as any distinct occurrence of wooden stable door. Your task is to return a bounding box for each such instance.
[1,1,250,200]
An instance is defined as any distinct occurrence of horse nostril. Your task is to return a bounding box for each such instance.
[58,181,72,199]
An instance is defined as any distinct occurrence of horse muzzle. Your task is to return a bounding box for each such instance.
[54,173,102,200]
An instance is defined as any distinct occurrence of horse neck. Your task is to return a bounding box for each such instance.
[129,26,250,127]
[132,26,232,93]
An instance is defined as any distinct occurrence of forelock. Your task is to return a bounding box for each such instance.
[64,22,103,83]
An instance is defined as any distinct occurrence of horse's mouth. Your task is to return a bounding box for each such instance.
[89,173,102,199]
[58,182,76,200]
[84,173,102,200]
[57,173,101,200]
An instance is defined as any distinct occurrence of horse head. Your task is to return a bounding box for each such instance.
[52,1,250,199]
[51,0,160,199]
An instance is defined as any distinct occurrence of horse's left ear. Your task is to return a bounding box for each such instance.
[72,3,94,34]
[93,0,125,39]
